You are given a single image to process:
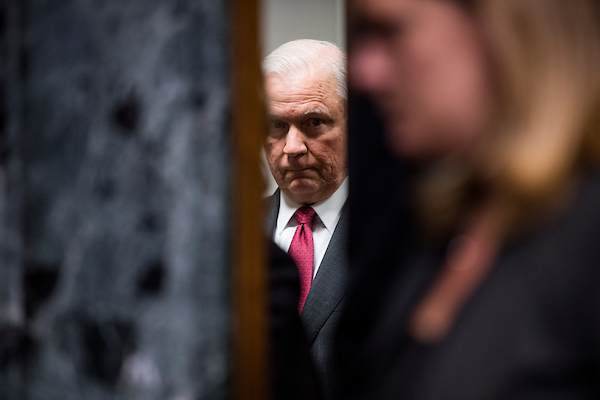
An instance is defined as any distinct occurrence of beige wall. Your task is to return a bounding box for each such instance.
[261,0,345,55]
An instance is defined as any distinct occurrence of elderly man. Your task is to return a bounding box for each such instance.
[263,39,348,399]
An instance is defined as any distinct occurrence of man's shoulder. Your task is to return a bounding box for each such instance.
[264,189,280,237]
[264,188,280,212]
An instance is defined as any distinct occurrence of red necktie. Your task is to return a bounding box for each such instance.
[288,206,316,314]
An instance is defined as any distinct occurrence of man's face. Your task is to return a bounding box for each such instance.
[264,70,347,205]
[349,0,495,161]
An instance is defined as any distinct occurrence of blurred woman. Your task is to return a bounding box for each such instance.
[337,0,600,398]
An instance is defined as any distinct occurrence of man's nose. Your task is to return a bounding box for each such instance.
[283,126,308,156]
[349,41,393,93]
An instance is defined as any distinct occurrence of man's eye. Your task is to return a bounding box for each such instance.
[272,120,286,129]
[310,118,324,127]
[269,120,288,138]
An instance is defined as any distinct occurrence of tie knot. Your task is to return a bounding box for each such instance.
[295,206,316,226]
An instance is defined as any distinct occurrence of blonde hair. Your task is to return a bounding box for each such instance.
[482,0,600,195]
[418,0,600,239]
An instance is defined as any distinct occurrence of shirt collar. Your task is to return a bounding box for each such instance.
[276,177,348,235]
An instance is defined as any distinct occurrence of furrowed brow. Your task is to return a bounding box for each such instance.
[302,108,328,116]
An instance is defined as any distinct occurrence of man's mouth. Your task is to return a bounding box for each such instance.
[287,167,311,172]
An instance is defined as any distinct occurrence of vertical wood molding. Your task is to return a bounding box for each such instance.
[231,0,268,399]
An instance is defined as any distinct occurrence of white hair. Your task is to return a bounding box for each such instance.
[262,39,347,101]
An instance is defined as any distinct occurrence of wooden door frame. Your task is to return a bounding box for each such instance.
[231,0,269,399]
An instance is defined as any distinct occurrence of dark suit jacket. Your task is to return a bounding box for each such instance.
[269,240,320,400]
[336,170,600,400]
[266,189,348,400]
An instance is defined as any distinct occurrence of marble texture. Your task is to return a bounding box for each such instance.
[0,0,231,399]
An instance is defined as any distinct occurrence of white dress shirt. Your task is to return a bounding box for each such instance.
[273,177,348,278]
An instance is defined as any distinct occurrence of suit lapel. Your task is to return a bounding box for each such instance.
[265,189,280,238]
[301,202,348,345]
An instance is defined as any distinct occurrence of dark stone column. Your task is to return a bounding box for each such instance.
[0,0,231,399]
